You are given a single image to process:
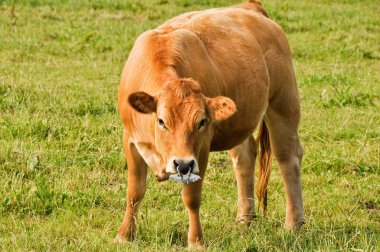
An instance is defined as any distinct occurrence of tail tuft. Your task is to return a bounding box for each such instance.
[255,121,272,216]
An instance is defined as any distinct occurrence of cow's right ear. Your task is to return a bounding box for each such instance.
[206,96,237,122]
[128,92,156,114]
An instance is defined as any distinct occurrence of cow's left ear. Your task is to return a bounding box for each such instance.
[207,96,237,122]
[128,91,156,114]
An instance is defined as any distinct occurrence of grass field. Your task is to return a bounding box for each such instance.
[0,0,379,251]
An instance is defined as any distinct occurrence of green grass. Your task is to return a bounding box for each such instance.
[0,0,379,250]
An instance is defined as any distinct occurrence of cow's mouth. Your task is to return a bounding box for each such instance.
[154,170,170,182]
[169,167,201,184]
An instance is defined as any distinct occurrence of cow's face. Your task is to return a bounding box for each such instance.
[128,78,236,180]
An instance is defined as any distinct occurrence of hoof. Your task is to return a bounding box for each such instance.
[235,214,256,226]
[285,219,305,230]
[188,242,204,250]
[113,234,129,244]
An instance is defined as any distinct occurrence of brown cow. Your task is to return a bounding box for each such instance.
[116,0,305,248]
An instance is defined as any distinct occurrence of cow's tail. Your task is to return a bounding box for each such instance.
[255,120,272,216]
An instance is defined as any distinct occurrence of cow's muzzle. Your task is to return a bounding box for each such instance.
[169,158,201,184]
[174,159,195,175]
[166,157,199,174]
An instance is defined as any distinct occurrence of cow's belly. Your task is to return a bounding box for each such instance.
[210,127,254,151]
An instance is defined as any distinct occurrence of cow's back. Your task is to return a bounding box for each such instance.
[157,7,292,149]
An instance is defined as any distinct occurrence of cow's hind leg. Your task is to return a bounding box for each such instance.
[115,131,148,242]
[229,136,257,224]
[265,101,305,229]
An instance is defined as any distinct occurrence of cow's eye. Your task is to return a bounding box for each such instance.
[198,118,207,129]
[158,118,167,129]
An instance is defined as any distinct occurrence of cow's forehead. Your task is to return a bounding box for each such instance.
[156,78,207,122]
[157,93,207,123]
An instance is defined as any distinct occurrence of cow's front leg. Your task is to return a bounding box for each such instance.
[182,180,203,249]
[182,152,208,249]
[115,136,147,242]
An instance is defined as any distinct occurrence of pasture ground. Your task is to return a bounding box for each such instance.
[0,0,379,251]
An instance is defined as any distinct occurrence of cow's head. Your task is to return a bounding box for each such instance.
[128,78,236,180]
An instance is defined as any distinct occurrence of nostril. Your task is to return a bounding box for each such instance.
[173,160,180,167]
[189,160,195,168]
